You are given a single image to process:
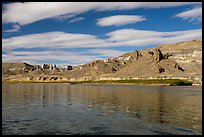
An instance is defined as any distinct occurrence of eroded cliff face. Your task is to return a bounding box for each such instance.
[2,40,202,84]
[163,39,202,82]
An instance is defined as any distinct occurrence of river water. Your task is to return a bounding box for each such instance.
[2,83,202,135]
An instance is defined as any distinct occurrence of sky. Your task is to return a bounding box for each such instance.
[2,2,202,67]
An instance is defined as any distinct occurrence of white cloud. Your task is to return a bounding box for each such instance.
[2,50,101,66]
[2,29,202,66]
[97,15,146,26]
[3,29,201,52]
[175,7,202,23]
[2,2,201,26]
[2,31,112,51]
[87,49,126,57]
[3,24,21,33]
[2,49,126,67]
[69,17,85,23]
[54,14,76,21]
[107,29,202,46]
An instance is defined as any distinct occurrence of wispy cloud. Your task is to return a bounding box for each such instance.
[3,24,21,33]
[86,49,126,57]
[69,17,85,23]
[2,28,202,66]
[3,29,202,52]
[54,14,76,21]
[2,49,125,67]
[2,31,112,51]
[2,50,101,66]
[97,15,146,26]
[107,29,202,46]
[2,2,201,26]
[174,7,202,23]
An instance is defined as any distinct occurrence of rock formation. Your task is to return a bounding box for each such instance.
[149,49,164,63]
[156,65,165,73]
[42,63,57,70]
[135,50,143,60]
[174,63,185,71]
[66,65,73,71]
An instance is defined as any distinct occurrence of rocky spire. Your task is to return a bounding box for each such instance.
[149,49,164,63]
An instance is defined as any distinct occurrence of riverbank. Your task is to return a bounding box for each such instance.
[2,79,193,86]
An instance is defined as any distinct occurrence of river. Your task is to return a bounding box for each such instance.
[2,83,202,135]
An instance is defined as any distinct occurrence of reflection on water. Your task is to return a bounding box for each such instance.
[2,83,202,135]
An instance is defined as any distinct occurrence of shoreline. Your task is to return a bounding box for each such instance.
[2,79,195,86]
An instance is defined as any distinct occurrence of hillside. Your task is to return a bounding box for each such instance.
[2,39,202,84]
[104,39,202,78]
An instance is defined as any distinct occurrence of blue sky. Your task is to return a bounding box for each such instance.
[2,2,202,67]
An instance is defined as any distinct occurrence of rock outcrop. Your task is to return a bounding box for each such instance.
[156,65,165,73]
[174,63,185,71]
[42,64,58,70]
[149,49,164,63]
[66,65,73,71]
